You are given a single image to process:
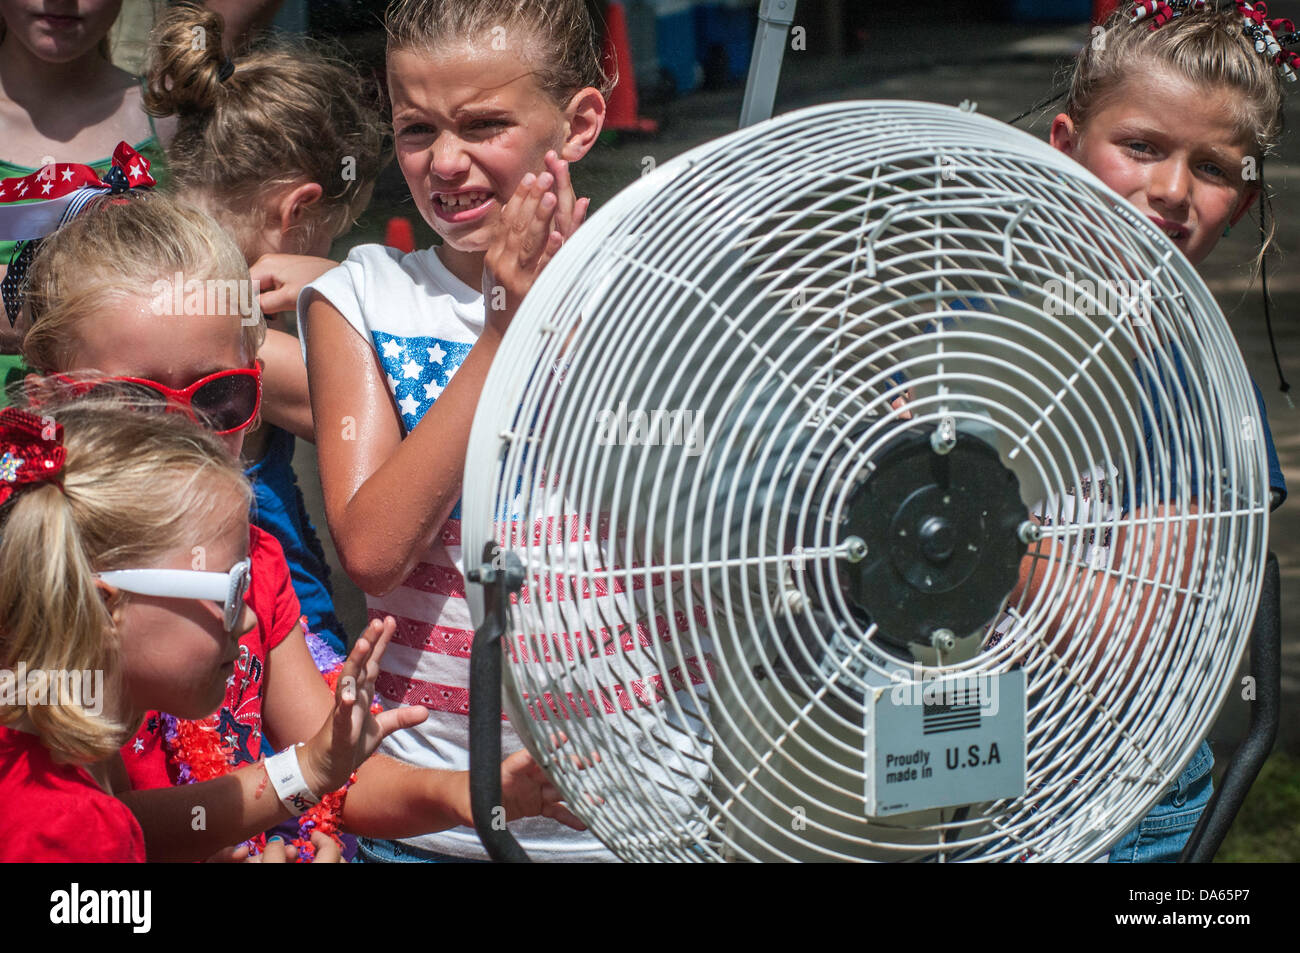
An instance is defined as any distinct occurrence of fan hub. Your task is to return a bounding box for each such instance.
[917,514,957,564]
[892,494,977,588]
[842,427,1028,657]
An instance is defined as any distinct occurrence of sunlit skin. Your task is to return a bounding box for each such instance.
[1050,71,1259,267]
[108,503,257,723]
[54,295,256,457]
[388,42,599,290]
[0,0,122,63]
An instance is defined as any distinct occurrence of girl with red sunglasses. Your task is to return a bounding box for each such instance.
[18,195,584,861]
[50,365,263,435]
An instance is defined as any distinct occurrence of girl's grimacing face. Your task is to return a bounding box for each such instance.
[1050,73,1259,268]
[114,499,256,722]
[0,0,122,62]
[388,42,575,257]
[58,294,254,457]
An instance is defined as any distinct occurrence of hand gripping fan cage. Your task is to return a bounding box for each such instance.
[461,101,1273,862]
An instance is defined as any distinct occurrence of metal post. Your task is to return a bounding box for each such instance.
[739,0,797,127]
[468,543,531,862]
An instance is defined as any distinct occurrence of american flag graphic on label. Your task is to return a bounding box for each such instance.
[922,686,984,735]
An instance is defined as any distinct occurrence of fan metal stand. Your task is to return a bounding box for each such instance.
[739,0,797,127]
[1179,552,1280,863]
[467,543,530,863]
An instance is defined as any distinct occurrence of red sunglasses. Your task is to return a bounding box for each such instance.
[52,366,262,435]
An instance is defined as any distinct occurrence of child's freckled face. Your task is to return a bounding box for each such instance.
[388,43,569,256]
[1050,75,1259,267]
[60,294,253,456]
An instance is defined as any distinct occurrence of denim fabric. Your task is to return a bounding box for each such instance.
[1108,739,1214,863]
[356,836,489,864]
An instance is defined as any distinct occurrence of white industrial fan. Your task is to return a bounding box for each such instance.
[461,100,1273,862]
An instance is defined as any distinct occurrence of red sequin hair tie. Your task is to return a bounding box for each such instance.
[0,408,66,508]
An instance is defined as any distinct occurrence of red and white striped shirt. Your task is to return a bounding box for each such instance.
[305,246,713,859]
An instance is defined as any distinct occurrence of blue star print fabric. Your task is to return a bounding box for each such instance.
[372,329,474,519]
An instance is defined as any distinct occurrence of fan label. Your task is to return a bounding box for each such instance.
[864,669,1025,817]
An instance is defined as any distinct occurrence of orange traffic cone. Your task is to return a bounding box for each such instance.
[602,2,658,134]
[385,216,415,253]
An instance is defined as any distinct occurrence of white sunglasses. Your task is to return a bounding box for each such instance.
[98,559,252,632]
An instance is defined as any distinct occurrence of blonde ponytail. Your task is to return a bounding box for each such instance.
[0,481,118,762]
[0,397,251,763]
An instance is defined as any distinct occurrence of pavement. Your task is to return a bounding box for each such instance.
[295,20,1300,757]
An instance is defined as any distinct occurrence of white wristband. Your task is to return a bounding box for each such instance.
[265,743,321,816]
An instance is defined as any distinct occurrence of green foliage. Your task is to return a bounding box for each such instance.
[1215,752,1300,863]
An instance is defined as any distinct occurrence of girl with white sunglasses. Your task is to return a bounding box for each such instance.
[0,398,410,861]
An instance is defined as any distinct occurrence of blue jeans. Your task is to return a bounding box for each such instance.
[356,836,489,864]
[1108,739,1214,863]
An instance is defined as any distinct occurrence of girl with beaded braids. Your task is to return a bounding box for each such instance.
[1030,1,1290,862]
[144,1,390,657]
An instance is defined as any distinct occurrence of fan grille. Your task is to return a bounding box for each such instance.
[462,102,1269,861]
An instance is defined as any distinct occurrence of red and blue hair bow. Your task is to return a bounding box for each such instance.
[0,141,156,325]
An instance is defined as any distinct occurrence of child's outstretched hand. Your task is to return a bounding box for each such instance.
[298,616,428,796]
[498,748,585,831]
[494,734,597,832]
[483,151,590,332]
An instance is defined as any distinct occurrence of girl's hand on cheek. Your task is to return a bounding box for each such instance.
[544,150,590,241]
[483,171,561,332]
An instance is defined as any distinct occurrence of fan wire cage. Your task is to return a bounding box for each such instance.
[463,101,1269,862]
